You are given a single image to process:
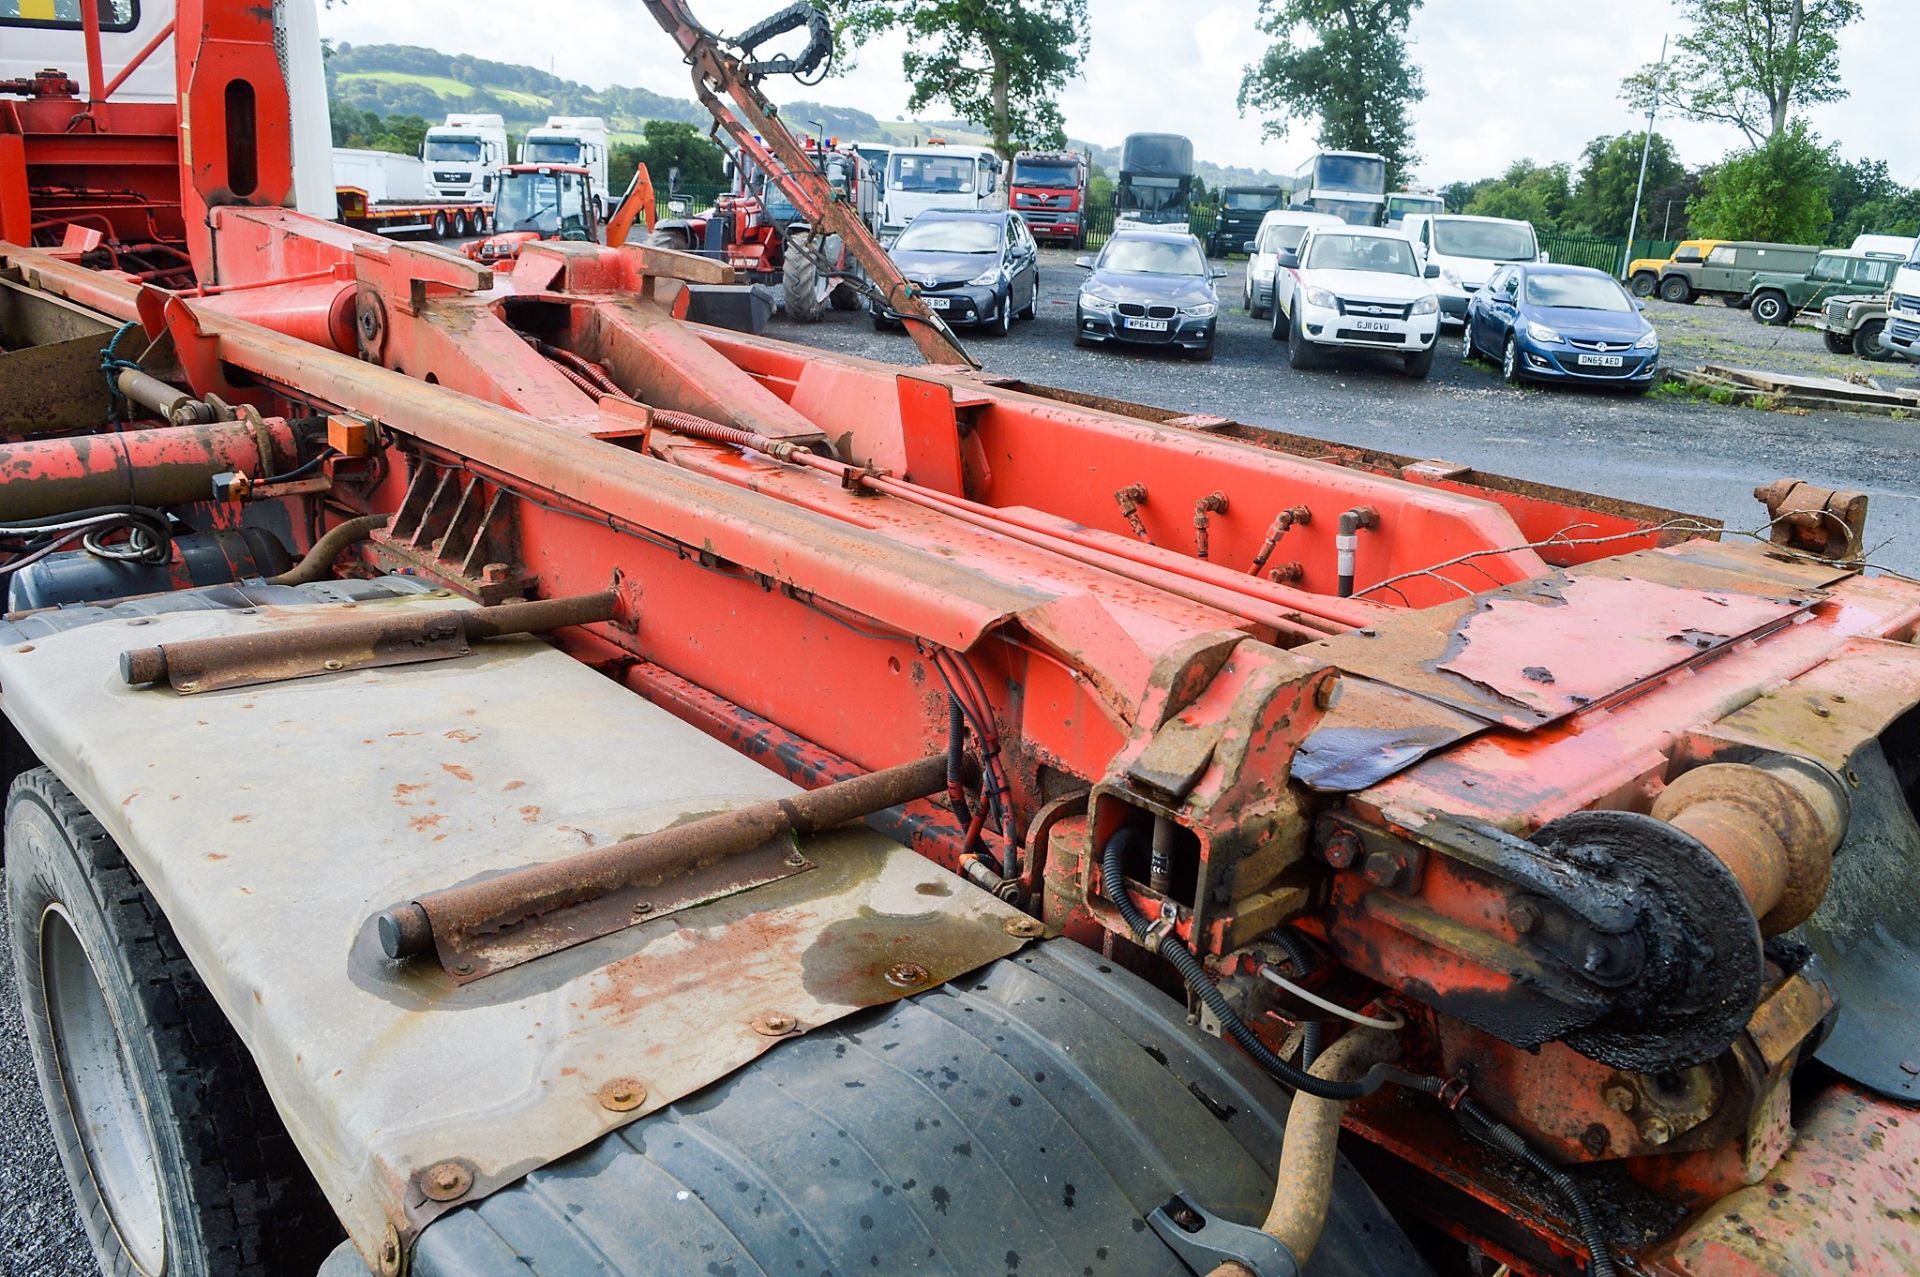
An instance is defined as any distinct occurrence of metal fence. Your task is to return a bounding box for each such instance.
[1538,231,1682,276]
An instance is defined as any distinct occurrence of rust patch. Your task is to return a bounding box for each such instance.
[207,852,228,861]
[519,805,542,822]
[231,813,253,823]
[503,780,526,791]
[409,814,446,833]
[441,764,474,782]
[445,729,481,743]
[586,909,813,1020]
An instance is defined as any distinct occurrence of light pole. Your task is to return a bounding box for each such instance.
[1623,34,1668,276]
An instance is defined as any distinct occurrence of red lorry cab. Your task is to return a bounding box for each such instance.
[1010,149,1088,248]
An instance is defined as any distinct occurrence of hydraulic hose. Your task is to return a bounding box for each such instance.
[946,695,974,828]
[1101,829,1390,1101]
[1268,928,1324,1070]
[268,514,390,586]
[1457,1098,1620,1277]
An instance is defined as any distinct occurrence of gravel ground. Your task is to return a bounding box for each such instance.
[4,246,1918,1277]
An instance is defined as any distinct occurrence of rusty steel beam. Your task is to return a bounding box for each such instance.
[0,416,298,518]
[377,752,951,979]
[118,589,621,693]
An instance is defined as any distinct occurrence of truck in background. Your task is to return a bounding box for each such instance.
[1383,191,1444,228]
[520,117,612,217]
[1009,149,1088,247]
[1883,238,1920,361]
[879,143,1004,238]
[1288,150,1387,225]
[421,113,510,202]
[332,147,490,238]
[1114,132,1194,233]
[1206,185,1286,257]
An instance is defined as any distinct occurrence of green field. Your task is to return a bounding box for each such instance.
[335,71,552,112]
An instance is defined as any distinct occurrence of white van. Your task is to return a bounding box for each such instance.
[1852,233,1917,258]
[422,114,510,203]
[881,145,1004,237]
[520,117,611,215]
[1401,213,1542,326]
[1884,239,1920,362]
[1242,209,1342,318]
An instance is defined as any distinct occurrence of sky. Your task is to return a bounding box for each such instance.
[318,0,1918,190]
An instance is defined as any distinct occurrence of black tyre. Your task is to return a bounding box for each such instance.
[1502,335,1522,384]
[1752,291,1790,325]
[6,769,339,1277]
[1461,319,1480,362]
[644,227,685,253]
[452,211,470,238]
[1824,329,1856,355]
[1404,345,1435,379]
[1189,339,1216,362]
[1855,318,1896,362]
[1270,297,1291,340]
[1020,273,1039,320]
[988,292,1013,337]
[1659,276,1694,304]
[1286,314,1321,369]
[1629,272,1657,298]
[1072,306,1093,347]
[431,211,450,238]
[1723,295,1748,308]
[781,229,828,323]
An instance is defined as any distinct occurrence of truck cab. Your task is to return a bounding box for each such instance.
[1010,149,1088,248]
[520,117,611,218]
[422,113,510,202]
[1744,249,1902,326]
[880,144,1004,238]
[1206,185,1287,257]
[1383,191,1444,228]
[1885,240,1920,362]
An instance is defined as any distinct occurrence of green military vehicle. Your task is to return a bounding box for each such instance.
[1206,184,1287,257]
[1812,292,1898,360]
[1744,249,1903,325]
[1655,239,1823,305]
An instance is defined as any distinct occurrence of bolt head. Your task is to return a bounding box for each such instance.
[597,1077,647,1111]
[884,962,930,988]
[1361,849,1405,887]
[1508,900,1543,935]
[1604,1085,1637,1113]
[1324,830,1362,869]
[631,900,654,915]
[1641,1116,1673,1146]
[753,1010,799,1036]
[420,1160,472,1201]
[1003,915,1045,939]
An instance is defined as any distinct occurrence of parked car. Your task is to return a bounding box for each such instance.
[1744,249,1902,325]
[1465,262,1659,390]
[1813,293,1897,361]
[1242,209,1341,319]
[1400,213,1541,326]
[1269,224,1441,378]
[1625,239,1725,297]
[1073,230,1225,360]
[873,209,1039,336]
[1654,240,1822,306]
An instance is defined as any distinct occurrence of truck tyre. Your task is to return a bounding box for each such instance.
[1855,318,1895,362]
[1751,291,1790,325]
[644,227,684,253]
[431,211,451,238]
[6,768,340,1277]
[1659,276,1694,304]
[452,211,471,237]
[782,229,828,323]
[1824,329,1855,355]
[1629,272,1657,297]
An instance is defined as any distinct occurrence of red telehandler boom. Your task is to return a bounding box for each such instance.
[1,3,1918,1276]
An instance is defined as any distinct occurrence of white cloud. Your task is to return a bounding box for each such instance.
[319,0,1917,184]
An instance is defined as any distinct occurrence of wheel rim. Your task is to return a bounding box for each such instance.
[41,904,168,1274]
[1758,298,1780,322]
[1503,339,1517,381]
[1463,324,1475,359]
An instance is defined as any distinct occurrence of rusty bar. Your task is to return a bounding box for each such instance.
[0,416,298,518]
[118,589,619,692]
[379,752,949,963]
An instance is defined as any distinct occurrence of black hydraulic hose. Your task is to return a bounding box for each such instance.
[1101,829,1384,1101]
[1269,928,1325,1070]
[1456,1098,1620,1277]
[946,695,974,829]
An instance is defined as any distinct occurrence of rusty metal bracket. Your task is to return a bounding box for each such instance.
[118,590,620,693]
[376,752,951,982]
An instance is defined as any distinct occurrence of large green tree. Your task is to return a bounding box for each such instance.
[1621,0,1862,147]
[818,0,1089,160]
[1567,131,1686,238]
[1238,0,1425,189]
[610,120,728,196]
[1688,120,1834,241]
[1463,160,1571,232]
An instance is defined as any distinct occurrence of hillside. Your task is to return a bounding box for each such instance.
[324,43,1287,187]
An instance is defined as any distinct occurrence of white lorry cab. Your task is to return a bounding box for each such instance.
[1401,213,1542,326]
[422,113,510,202]
[881,144,1004,237]
[1883,239,1920,362]
[520,117,612,215]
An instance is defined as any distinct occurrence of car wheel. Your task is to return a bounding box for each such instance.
[990,295,1013,337]
[1072,306,1095,347]
[1270,299,1290,341]
[1286,315,1321,369]
[1502,335,1522,384]
[1855,318,1895,362]
[1189,339,1215,362]
[1021,274,1039,320]
[1404,346,1435,379]
[1752,291,1790,325]
[1659,276,1694,305]
[1823,329,1855,355]
[1629,272,1657,298]
[1461,320,1479,362]
[1242,277,1252,314]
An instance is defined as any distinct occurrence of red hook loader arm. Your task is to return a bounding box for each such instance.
[4,4,1920,1276]
[638,0,978,367]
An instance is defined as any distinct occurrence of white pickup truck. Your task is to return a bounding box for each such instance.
[1268,223,1443,378]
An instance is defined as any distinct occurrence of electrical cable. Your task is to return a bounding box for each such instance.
[1257,962,1407,1034]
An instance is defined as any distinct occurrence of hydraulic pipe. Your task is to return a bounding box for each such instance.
[1250,506,1311,577]
[1192,492,1227,561]
[114,367,212,426]
[1335,507,1379,598]
[0,418,298,520]
[268,514,391,586]
[194,279,359,353]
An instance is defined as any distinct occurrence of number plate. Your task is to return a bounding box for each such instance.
[1576,354,1625,368]
[1354,319,1393,333]
[1125,318,1170,332]
[924,297,951,310]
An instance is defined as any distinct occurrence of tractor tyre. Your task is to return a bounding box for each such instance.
[825,235,861,310]
[6,768,341,1277]
[644,227,685,253]
[782,230,829,324]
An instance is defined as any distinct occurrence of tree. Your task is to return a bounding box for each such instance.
[1620,0,1862,147]
[1826,157,1903,239]
[1440,177,1491,213]
[1464,160,1571,232]
[611,120,728,197]
[1567,131,1685,237]
[819,1,1089,160]
[1688,120,1835,241]
[1238,0,1425,190]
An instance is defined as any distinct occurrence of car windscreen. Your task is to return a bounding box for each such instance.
[1524,273,1632,311]
[1808,255,1849,282]
[1303,234,1416,275]
[1100,238,1205,275]
[522,139,580,165]
[424,137,484,163]
[889,154,977,194]
[1013,161,1078,189]
[1224,190,1284,211]
[1432,219,1536,261]
[894,219,1002,253]
[1259,223,1315,253]
[1387,196,1443,219]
